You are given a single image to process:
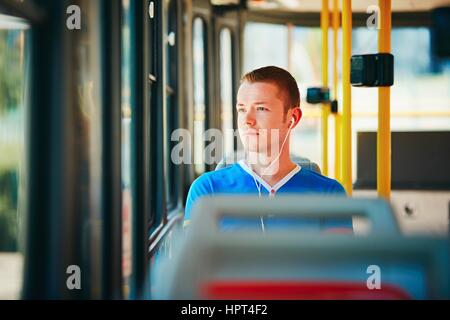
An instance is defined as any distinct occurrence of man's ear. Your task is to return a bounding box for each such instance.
[291,107,302,127]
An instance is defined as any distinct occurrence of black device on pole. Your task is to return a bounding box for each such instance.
[306,87,330,104]
[431,7,450,58]
[350,53,394,87]
[330,100,338,114]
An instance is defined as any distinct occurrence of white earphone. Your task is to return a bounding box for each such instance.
[253,116,295,232]
[251,115,296,190]
[251,115,296,232]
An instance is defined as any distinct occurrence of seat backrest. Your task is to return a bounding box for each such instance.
[201,280,413,300]
[154,196,449,300]
[215,151,321,174]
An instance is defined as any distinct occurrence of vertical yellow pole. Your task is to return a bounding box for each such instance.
[334,113,342,181]
[321,0,330,176]
[378,0,391,199]
[342,0,352,195]
[332,0,341,182]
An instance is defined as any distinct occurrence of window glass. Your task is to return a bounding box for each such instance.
[193,18,206,175]
[72,0,105,295]
[0,27,27,300]
[219,28,234,158]
[121,0,132,298]
[352,27,450,125]
[243,22,288,72]
[165,0,177,209]
[289,27,323,167]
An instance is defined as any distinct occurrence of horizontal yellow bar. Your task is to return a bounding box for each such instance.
[302,109,450,118]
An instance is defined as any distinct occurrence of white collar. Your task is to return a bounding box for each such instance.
[238,159,301,194]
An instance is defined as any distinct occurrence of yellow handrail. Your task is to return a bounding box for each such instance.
[332,0,341,182]
[342,0,352,195]
[303,109,450,118]
[321,0,330,176]
[378,0,392,199]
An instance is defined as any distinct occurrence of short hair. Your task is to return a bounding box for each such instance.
[241,66,300,114]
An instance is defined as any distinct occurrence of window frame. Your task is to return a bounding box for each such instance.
[192,15,210,176]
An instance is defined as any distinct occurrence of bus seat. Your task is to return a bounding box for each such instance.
[201,281,412,300]
[154,196,449,300]
[215,151,321,174]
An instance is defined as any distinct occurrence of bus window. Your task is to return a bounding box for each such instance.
[351,27,450,130]
[121,0,132,298]
[165,0,178,210]
[289,27,323,169]
[219,28,234,158]
[0,26,28,299]
[193,17,207,175]
[243,22,288,73]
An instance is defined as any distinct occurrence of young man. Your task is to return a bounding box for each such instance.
[184,66,351,231]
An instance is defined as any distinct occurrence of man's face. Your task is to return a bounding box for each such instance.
[236,81,290,154]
